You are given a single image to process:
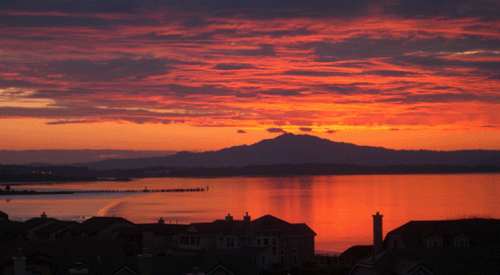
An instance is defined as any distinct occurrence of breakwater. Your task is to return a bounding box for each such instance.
[0,187,206,195]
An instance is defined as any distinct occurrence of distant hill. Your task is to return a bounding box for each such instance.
[0,149,176,165]
[71,133,500,170]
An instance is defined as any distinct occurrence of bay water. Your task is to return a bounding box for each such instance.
[1,174,499,253]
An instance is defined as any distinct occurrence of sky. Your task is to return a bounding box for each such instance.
[1,0,500,155]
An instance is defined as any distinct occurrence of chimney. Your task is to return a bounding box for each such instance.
[158,217,164,224]
[13,248,26,275]
[244,212,251,222]
[225,213,233,221]
[138,248,152,275]
[372,212,383,255]
[40,212,47,218]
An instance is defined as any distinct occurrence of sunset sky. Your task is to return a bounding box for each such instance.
[1,0,499,154]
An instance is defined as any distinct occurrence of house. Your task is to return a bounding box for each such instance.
[0,249,55,275]
[68,216,141,255]
[0,213,261,275]
[0,240,127,275]
[138,217,188,256]
[70,216,138,240]
[34,220,78,241]
[0,210,8,220]
[336,245,373,269]
[177,213,316,270]
[0,219,23,241]
[21,212,58,240]
[384,218,500,249]
[350,244,500,275]
[349,214,500,275]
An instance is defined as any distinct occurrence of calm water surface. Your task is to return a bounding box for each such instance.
[1,174,499,252]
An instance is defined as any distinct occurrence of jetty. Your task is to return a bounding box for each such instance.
[0,187,206,195]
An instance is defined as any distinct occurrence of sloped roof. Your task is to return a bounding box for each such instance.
[204,250,260,275]
[356,244,500,275]
[0,220,23,234]
[183,214,315,238]
[138,223,188,235]
[35,220,78,234]
[249,215,316,237]
[0,210,8,220]
[0,240,126,266]
[22,217,57,231]
[391,260,429,275]
[188,219,245,236]
[385,218,500,248]
[71,216,136,235]
[56,257,132,275]
[339,245,373,259]
[150,256,225,275]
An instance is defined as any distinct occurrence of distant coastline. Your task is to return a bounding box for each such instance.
[155,163,500,178]
[1,163,499,183]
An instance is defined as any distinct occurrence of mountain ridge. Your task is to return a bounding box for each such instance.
[69,133,500,170]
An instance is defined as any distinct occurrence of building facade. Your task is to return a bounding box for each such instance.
[177,213,316,270]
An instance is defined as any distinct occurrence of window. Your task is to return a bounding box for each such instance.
[180,236,187,245]
[226,237,235,247]
[264,238,269,245]
[293,249,298,265]
[181,236,199,246]
[457,238,466,247]
[393,239,398,248]
[262,256,266,264]
[272,245,277,256]
[257,238,261,246]
[280,238,285,245]
[280,249,285,265]
[431,240,439,248]
[427,236,442,248]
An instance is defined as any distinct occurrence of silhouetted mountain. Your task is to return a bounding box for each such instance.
[71,133,500,170]
[0,149,176,165]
